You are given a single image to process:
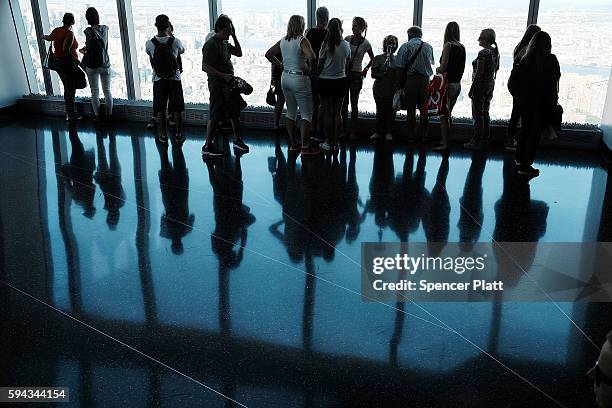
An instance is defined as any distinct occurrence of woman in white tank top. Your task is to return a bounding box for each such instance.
[266,15,318,156]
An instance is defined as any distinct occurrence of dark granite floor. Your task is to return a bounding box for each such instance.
[0,115,610,407]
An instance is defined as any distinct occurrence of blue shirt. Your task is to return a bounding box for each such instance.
[394,37,434,77]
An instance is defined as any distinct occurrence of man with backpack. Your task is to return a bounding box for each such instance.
[201,14,249,157]
[145,14,185,145]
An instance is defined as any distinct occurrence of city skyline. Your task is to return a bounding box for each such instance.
[18,1,611,125]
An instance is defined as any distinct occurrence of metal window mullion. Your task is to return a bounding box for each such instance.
[116,0,140,100]
[307,0,317,29]
[413,0,423,27]
[209,0,220,32]
[527,0,540,25]
[9,0,36,94]
[30,0,59,95]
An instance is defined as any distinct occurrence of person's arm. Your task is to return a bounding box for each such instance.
[300,37,316,72]
[437,42,450,73]
[362,47,374,77]
[175,37,185,55]
[228,23,242,57]
[41,33,53,41]
[80,28,91,54]
[265,41,283,69]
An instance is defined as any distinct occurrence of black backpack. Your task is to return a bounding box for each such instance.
[83,28,106,68]
[151,36,178,79]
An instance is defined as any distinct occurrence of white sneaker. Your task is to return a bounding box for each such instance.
[370,133,382,140]
[319,142,333,151]
[385,133,393,141]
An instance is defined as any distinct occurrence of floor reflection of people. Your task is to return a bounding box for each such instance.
[62,124,96,218]
[340,144,365,243]
[423,156,450,256]
[94,128,125,229]
[388,147,428,242]
[364,144,395,237]
[493,155,549,287]
[458,151,487,251]
[158,144,194,254]
[204,146,255,338]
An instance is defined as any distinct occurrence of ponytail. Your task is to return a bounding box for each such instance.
[492,41,500,72]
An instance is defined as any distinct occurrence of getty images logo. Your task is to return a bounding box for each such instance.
[372,253,488,275]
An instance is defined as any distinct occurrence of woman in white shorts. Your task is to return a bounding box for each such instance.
[266,15,318,156]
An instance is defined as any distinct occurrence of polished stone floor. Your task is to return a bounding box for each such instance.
[0,115,610,407]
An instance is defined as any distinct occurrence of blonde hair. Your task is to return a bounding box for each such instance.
[286,15,305,40]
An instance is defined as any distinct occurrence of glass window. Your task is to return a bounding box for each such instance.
[17,0,46,94]
[422,0,531,120]
[320,1,414,113]
[220,0,308,107]
[131,0,209,103]
[46,1,128,99]
[537,1,612,125]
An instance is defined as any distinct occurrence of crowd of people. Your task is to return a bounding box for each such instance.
[41,5,561,178]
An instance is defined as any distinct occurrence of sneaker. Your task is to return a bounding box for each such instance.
[370,133,382,141]
[157,133,168,144]
[174,133,186,146]
[385,133,393,141]
[319,142,333,151]
[464,139,485,150]
[201,145,223,157]
[300,146,320,156]
[233,139,250,153]
[146,118,156,130]
[517,165,540,177]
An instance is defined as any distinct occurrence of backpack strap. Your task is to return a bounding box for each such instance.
[151,37,160,47]
[167,36,175,47]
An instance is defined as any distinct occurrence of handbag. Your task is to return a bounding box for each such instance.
[266,84,276,106]
[70,59,87,89]
[550,104,563,131]
[43,45,56,71]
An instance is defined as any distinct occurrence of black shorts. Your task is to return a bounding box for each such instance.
[153,79,185,114]
[318,78,347,98]
[346,71,364,90]
[209,85,241,122]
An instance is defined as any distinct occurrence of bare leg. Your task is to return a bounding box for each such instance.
[174,112,183,135]
[286,118,296,146]
[300,119,311,148]
[273,95,285,129]
[230,118,241,142]
[205,119,217,147]
[349,88,360,137]
[157,112,167,139]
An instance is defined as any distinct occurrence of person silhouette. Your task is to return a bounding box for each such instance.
[62,124,96,219]
[458,151,487,251]
[158,144,195,255]
[94,128,125,229]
